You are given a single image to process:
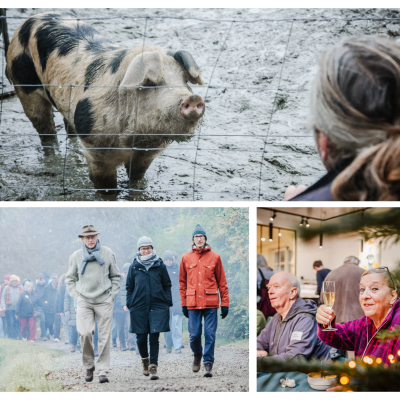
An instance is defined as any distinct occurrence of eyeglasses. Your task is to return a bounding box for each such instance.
[83,235,98,240]
[194,235,205,239]
[375,267,397,289]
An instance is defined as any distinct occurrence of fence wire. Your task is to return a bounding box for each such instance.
[0,12,398,200]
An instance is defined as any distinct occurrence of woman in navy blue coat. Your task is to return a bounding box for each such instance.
[126,236,172,380]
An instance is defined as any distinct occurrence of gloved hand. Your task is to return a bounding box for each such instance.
[220,306,229,319]
[182,306,189,318]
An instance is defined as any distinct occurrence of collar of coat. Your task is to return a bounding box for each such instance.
[132,257,162,270]
[192,244,211,254]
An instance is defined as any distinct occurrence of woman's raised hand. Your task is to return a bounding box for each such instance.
[316,305,336,327]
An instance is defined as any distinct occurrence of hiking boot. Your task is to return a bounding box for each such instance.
[149,364,159,380]
[141,357,150,376]
[94,346,99,357]
[70,344,76,353]
[166,347,172,354]
[192,353,202,373]
[99,375,109,383]
[54,338,59,342]
[42,336,47,342]
[175,349,182,354]
[204,363,213,378]
[85,366,95,382]
[120,341,127,351]
[112,339,117,348]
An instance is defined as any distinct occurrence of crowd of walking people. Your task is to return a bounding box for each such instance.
[1,223,229,384]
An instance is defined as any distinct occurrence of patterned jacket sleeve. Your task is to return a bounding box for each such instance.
[317,318,358,351]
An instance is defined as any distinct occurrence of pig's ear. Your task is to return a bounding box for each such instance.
[120,52,163,88]
[170,50,204,85]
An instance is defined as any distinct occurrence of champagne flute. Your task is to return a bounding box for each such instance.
[322,281,337,331]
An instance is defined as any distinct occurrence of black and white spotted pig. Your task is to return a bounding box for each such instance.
[6,11,205,190]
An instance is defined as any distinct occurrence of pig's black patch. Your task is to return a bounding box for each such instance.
[11,53,42,94]
[84,57,106,91]
[85,39,118,54]
[109,49,127,74]
[18,17,37,48]
[45,89,57,109]
[74,98,95,140]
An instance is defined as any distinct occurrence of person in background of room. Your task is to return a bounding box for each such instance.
[179,224,230,378]
[57,274,69,345]
[126,236,172,381]
[35,273,48,341]
[257,309,267,336]
[66,224,121,384]
[257,254,276,321]
[257,254,274,298]
[43,274,61,342]
[163,250,183,354]
[0,275,11,338]
[285,36,400,201]
[313,260,331,296]
[1,275,23,339]
[257,272,331,361]
[16,282,38,342]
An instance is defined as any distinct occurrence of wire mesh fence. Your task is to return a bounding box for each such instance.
[1,8,400,201]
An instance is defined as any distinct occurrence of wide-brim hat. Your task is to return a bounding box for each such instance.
[78,225,100,237]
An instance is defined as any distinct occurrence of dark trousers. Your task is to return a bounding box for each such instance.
[137,332,160,365]
[20,316,36,340]
[188,308,218,364]
[69,325,79,346]
[5,310,19,339]
[35,307,46,337]
[45,313,61,338]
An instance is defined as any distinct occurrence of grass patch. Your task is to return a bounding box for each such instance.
[0,339,65,392]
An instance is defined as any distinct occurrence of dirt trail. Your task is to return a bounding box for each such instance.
[40,338,249,392]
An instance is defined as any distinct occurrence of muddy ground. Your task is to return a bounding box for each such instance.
[1,8,400,201]
[40,337,249,392]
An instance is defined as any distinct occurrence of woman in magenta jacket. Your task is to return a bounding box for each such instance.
[316,268,400,367]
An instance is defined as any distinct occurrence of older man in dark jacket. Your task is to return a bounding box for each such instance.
[257,272,330,366]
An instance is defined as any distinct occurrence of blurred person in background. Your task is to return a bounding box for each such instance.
[22,279,31,291]
[313,260,331,296]
[57,274,70,345]
[126,236,172,381]
[64,287,80,353]
[43,274,61,342]
[1,275,23,339]
[286,36,400,201]
[180,224,230,378]
[257,254,276,321]
[121,263,137,353]
[15,281,38,342]
[0,275,11,338]
[35,273,48,341]
[112,264,128,352]
[66,224,121,384]
[163,250,183,354]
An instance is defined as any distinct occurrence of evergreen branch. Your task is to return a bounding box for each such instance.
[376,327,400,340]
[257,356,400,391]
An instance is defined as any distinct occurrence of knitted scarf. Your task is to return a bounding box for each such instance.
[136,250,158,270]
[6,283,23,304]
[79,239,105,274]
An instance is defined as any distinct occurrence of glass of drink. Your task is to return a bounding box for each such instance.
[322,281,337,332]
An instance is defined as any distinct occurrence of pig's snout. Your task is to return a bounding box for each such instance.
[180,95,205,120]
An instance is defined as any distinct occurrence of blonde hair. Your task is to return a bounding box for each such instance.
[361,268,400,298]
[311,35,400,200]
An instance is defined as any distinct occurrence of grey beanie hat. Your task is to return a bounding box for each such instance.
[137,236,154,250]
[122,263,130,273]
[163,250,174,261]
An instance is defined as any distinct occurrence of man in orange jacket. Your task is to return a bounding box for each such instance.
[179,224,229,378]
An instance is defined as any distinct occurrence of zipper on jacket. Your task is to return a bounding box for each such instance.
[361,317,390,359]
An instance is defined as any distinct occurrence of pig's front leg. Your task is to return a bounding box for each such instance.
[125,147,165,182]
[85,155,119,193]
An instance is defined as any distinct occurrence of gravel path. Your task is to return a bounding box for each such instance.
[41,338,249,392]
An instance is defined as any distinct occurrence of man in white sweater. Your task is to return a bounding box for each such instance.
[66,225,121,384]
